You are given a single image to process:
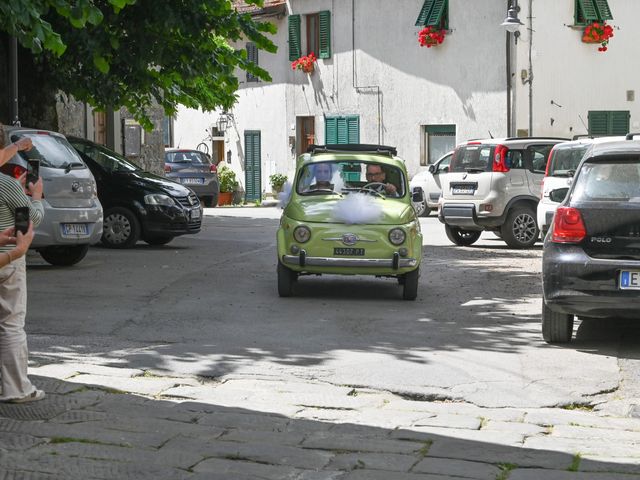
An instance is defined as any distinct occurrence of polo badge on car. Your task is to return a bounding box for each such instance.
[71,181,80,192]
[342,233,358,245]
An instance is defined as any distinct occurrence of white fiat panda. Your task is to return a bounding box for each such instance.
[1,126,103,265]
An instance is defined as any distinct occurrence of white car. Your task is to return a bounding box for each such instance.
[538,136,624,238]
[410,151,453,216]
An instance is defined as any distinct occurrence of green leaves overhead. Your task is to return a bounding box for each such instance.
[1,0,277,129]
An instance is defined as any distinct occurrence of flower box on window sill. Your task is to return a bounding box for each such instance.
[418,26,446,48]
[582,21,614,52]
[291,53,317,74]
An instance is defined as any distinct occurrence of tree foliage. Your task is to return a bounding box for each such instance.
[1,0,277,129]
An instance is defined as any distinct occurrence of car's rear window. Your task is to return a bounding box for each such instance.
[548,145,589,177]
[572,159,640,202]
[12,132,86,170]
[450,145,494,173]
[166,151,210,164]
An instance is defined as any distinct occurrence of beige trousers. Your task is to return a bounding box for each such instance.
[0,256,35,401]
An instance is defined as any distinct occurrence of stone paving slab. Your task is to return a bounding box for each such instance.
[412,457,502,479]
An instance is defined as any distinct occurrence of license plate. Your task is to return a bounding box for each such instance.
[182,178,204,185]
[62,223,88,236]
[452,187,475,195]
[334,247,365,256]
[620,270,640,290]
[190,208,201,220]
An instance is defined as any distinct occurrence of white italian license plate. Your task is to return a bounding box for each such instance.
[452,187,475,195]
[620,270,640,290]
[190,208,201,220]
[62,223,88,236]
[182,178,204,185]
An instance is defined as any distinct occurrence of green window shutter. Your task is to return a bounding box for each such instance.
[611,111,630,135]
[415,0,435,26]
[594,0,613,20]
[318,11,331,59]
[246,43,258,82]
[346,116,359,144]
[325,117,338,144]
[577,0,599,21]
[288,14,301,61]
[588,111,610,135]
[426,0,446,27]
[337,117,348,144]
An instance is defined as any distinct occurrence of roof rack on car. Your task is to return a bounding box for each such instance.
[503,136,571,141]
[307,144,398,157]
[572,134,594,140]
[625,133,640,140]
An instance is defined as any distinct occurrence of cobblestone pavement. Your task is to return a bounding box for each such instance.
[2,367,640,479]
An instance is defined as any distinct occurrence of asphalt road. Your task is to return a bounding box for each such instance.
[25,207,640,415]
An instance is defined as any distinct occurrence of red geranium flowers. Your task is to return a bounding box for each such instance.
[418,26,446,48]
[291,53,317,73]
[582,21,614,52]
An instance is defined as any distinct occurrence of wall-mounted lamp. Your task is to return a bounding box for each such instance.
[501,0,524,33]
[216,111,234,132]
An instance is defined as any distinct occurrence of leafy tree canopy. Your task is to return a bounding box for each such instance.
[1,0,276,129]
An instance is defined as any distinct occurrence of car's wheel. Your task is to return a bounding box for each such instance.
[39,245,90,266]
[202,196,216,208]
[102,207,141,249]
[277,261,297,297]
[542,301,574,343]
[144,235,174,246]
[445,224,481,246]
[402,267,420,301]
[501,206,539,249]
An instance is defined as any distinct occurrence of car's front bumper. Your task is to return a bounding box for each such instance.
[543,241,640,318]
[141,205,202,236]
[282,252,418,269]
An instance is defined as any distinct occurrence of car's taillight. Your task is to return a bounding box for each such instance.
[552,207,586,243]
[545,146,556,176]
[493,145,510,172]
[164,165,171,173]
[11,165,26,179]
[209,164,217,174]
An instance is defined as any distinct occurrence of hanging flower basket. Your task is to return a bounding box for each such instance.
[418,26,446,48]
[291,53,317,73]
[582,21,614,52]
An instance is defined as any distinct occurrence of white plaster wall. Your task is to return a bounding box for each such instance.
[514,0,640,138]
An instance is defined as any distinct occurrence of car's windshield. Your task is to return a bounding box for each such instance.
[13,133,86,170]
[572,160,640,202]
[70,140,140,172]
[548,145,589,176]
[449,145,494,173]
[296,160,405,197]
[166,151,210,164]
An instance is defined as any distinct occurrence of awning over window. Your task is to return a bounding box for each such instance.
[415,0,447,27]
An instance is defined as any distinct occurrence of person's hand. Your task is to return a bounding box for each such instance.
[0,227,16,247]
[16,171,27,190]
[14,138,32,152]
[13,222,34,258]
[384,183,397,195]
[26,177,43,200]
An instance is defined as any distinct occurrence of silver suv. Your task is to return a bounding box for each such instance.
[439,137,568,248]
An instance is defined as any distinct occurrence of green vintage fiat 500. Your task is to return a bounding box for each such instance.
[276,144,424,300]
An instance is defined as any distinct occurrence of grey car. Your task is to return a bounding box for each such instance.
[164,149,219,207]
[0,127,103,266]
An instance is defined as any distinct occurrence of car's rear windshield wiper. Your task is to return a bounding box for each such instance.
[64,162,85,173]
[465,168,486,173]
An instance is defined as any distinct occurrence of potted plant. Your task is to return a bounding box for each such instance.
[269,173,288,194]
[418,26,446,48]
[582,21,614,52]
[218,165,238,206]
[291,52,317,73]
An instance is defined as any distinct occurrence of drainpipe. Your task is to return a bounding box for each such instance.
[9,37,20,126]
[352,0,382,144]
[527,0,533,135]
[506,30,512,137]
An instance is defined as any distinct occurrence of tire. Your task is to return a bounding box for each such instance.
[445,224,482,246]
[402,267,420,300]
[39,245,89,266]
[144,235,174,246]
[102,207,141,249]
[202,196,216,208]
[542,301,574,343]
[501,206,539,249]
[277,261,297,297]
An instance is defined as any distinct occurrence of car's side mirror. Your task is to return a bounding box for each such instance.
[428,164,436,174]
[549,187,569,203]
[412,186,425,203]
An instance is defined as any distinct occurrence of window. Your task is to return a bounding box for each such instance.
[415,0,448,29]
[527,145,555,173]
[325,116,359,144]
[575,0,612,25]
[289,11,331,61]
[246,42,259,83]
[421,125,455,166]
[588,111,629,136]
[162,115,173,147]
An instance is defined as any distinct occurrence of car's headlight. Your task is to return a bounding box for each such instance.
[389,228,406,245]
[144,194,175,206]
[293,225,311,243]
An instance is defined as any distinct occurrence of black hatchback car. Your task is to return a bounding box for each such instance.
[542,137,640,343]
[68,137,202,248]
